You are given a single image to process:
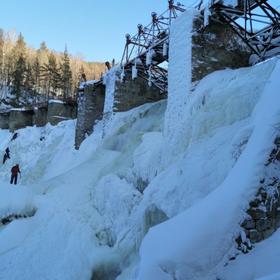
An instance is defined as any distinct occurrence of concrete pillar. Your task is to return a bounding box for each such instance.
[113,73,166,112]
[47,100,77,125]
[75,83,105,149]
[33,107,48,127]
[9,109,34,132]
[0,112,10,129]
[192,16,250,82]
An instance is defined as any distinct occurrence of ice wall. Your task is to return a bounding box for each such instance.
[163,9,194,164]
[103,67,119,114]
[136,59,280,280]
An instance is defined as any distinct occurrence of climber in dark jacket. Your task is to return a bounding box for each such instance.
[11,132,18,141]
[3,147,10,164]
[10,164,21,185]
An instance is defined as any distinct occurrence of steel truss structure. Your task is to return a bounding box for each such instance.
[120,0,280,92]
[120,0,185,92]
[210,0,280,61]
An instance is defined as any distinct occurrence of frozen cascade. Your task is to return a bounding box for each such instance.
[0,57,278,280]
[103,66,121,114]
[163,9,195,166]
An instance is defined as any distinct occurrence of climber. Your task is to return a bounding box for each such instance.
[11,132,18,141]
[10,164,21,185]
[2,147,10,164]
[105,61,111,70]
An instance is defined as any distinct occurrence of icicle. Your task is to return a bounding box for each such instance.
[120,67,125,82]
[203,4,211,27]
[132,64,138,80]
[146,49,155,66]
[148,67,152,87]
[163,42,168,57]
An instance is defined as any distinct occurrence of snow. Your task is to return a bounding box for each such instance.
[79,79,98,89]
[146,49,155,66]
[10,108,32,112]
[48,99,64,104]
[0,7,279,278]
[163,41,168,57]
[132,65,138,80]
[0,57,279,279]
[221,229,280,280]
[137,58,280,279]
[103,66,120,114]
[0,184,35,221]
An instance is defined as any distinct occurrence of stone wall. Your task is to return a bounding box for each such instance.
[192,16,250,82]
[75,84,105,149]
[0,101,77,131]
[9,110,34,131]
[0,112,10,129]
[236,137,280,253]
[113,73,166,112]
[33,107,48,127]
[47,101,77,125]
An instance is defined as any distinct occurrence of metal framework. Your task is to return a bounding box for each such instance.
[210,0,280,61]
[120,0,185,92]
[119,0,280,92]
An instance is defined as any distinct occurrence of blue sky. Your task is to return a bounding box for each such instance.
[0,0,187,62]
[0,0,278,62]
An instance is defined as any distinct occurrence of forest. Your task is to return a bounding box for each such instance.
[0,29,106,106]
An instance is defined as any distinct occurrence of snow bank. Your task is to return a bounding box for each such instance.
[0,99,167,280]
[0,183,35,220]
[221,229,280,280]
[137,59,280,279]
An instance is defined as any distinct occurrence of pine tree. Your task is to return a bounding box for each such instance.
[11,33,26,99]
[24,62,36,97]
[33,56,41,95]
[60,46,72,100]
[41,52,61,98]
[12,53,26,99]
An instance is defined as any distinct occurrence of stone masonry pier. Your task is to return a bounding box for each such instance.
[192,16,250,82]
[75,83,105,149]
[0,100,77,131]
[113,71,166,112]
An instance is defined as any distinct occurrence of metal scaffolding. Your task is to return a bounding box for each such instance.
[120,0,185,92]
[210,0,280,61]
[119,0,280,92]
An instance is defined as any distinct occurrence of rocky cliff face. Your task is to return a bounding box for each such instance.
[236,137,280,253]
[75,84,105,149]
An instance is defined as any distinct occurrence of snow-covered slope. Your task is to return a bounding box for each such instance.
[0,57,279,280]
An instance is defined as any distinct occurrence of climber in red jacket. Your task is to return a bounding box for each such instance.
[10,164,21,185]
